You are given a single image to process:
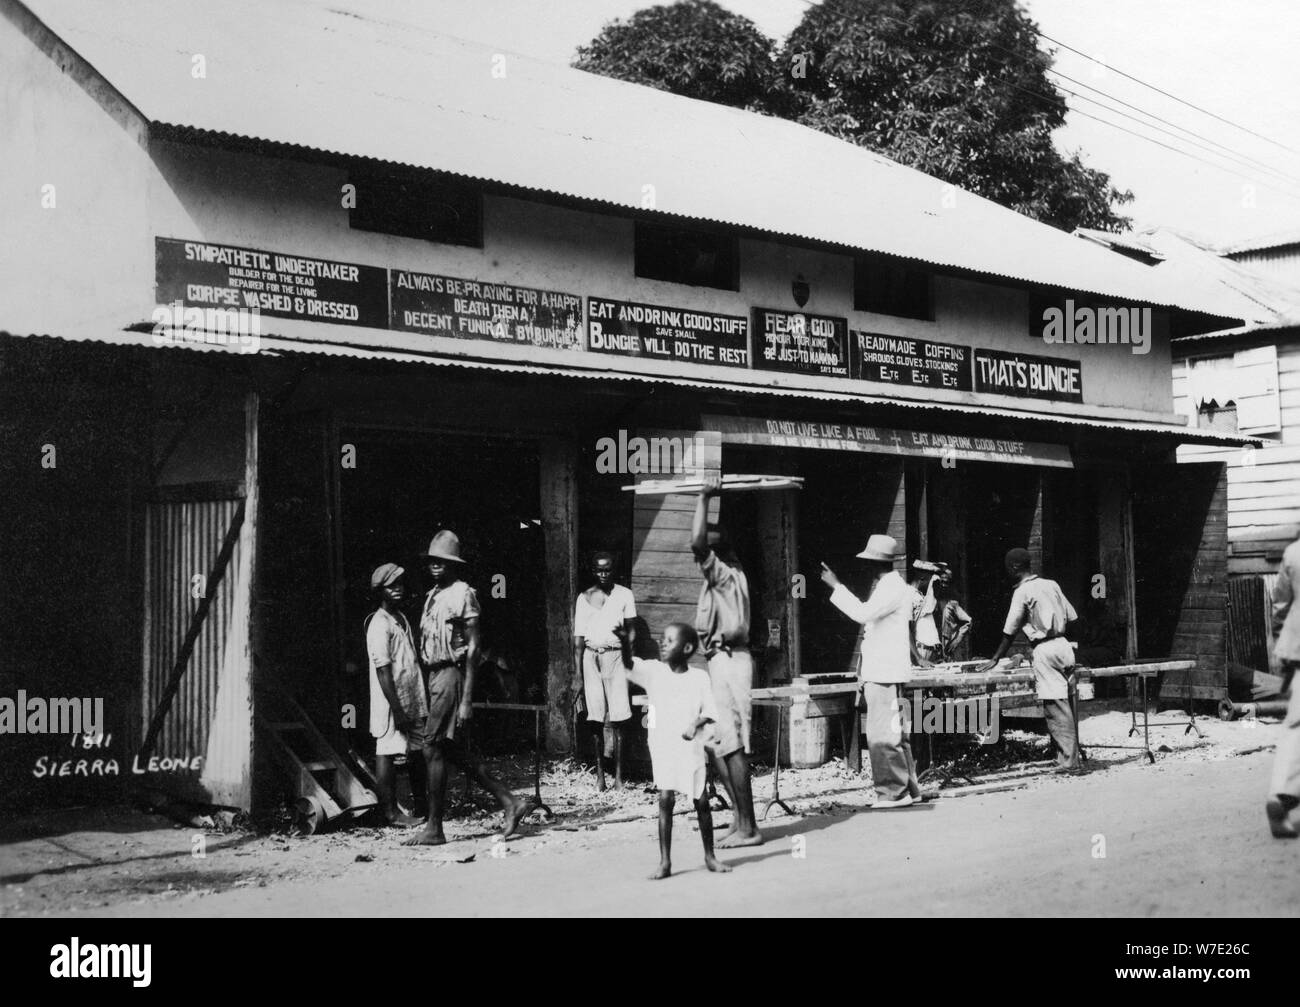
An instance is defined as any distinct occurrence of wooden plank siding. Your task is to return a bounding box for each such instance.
[1173,341,1300,576]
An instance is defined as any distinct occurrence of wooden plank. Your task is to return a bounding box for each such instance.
[1228,491,1300,511]
[632,507,695,531]
[1230,507,1300,527]
[540,437,579,751]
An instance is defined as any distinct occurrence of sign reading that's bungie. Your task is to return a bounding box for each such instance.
[754,308,850,378]
[587,297,749,367]
[155,238,388,327]
[972,348,1084,402]
[854,332,972,390]
[391,271,583,350]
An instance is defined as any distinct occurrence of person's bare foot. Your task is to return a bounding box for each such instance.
[716,819,740,844]
[717,829,763,849]
[384,812,422,828]
[704,855,732,873]
[402,827,447,846]
[501,797,536,839]
[1267,798,1298,838]
[648,861,672,880]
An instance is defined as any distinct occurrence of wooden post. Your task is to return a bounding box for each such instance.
[757,488,799,683]
[540,437,579,752]
[1098,466,1138,662]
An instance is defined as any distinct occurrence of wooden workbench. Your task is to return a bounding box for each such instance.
[747,659,1198,817]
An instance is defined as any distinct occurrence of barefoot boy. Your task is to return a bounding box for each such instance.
[619,622,732,880]
[403,530,534,846]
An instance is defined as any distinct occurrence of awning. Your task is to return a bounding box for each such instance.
[3,326,1259,449]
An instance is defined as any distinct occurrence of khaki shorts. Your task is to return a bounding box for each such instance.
[582,648,632,723]
[705,648,753,757]
[374,714,428,755]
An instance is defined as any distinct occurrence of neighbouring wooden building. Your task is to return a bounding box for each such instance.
[1,0,1252,811]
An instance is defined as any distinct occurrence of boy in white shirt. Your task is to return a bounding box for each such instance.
[618,622,733,880]
[365,563,428,826]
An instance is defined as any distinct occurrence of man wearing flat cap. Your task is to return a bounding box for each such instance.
[979,548,1081,772]
[365,562,427,826]
[821,534,924,808]
[404,530,534,845]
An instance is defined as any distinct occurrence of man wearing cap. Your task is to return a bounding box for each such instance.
[404,530,535,846]
[978,548,1081,772]
[821,534,924,808]
[690,476,762,847]
[1265,534,1300,838]
[365,563,427,826]
[573,551,637,790]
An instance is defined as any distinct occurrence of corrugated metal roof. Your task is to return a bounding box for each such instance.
[19,0,1244,321]
[4,327,1256,447]
[1221,228,1300,256]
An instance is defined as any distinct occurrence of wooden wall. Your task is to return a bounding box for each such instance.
[1174,339,1300,577]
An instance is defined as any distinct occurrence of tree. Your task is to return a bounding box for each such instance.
[574,0,1133,232]
[573,0,781,112]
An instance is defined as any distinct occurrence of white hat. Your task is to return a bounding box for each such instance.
[856,534,898,562]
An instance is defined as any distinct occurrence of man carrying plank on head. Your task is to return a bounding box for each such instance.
[691,475,763,848]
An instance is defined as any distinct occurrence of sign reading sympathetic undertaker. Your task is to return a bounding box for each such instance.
[155,238,388,328]
[391,270,583,350]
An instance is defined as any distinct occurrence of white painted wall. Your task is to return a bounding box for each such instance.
[3,13,1180,425]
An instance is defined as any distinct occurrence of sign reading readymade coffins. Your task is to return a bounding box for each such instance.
[703,415,1073,468]
[754,308,850,378]
[391,271,583,350]
[972,348,1083,402]
[853,332,972,390]
[155,238,388,327]
[587,298,749,367]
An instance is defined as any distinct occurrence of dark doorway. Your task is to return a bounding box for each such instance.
[336,429,548,739]
[963,464,1042,655]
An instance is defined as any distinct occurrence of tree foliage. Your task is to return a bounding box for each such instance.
[574,0,1133,232]
[573,0,782,111]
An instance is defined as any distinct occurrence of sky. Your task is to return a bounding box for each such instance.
[362,0,1300,248]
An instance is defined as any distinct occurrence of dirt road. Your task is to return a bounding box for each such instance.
[9,744,1297,917]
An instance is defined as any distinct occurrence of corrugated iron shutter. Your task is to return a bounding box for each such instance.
[141,499,242,758]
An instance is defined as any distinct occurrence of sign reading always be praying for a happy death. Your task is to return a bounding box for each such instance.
[390,271,583,349]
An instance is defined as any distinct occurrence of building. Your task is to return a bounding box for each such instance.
[1080,225,1300,676]
[0,0,1249,811]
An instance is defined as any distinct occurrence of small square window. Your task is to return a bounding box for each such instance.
[349,168,482,247]
[854,258,932,320]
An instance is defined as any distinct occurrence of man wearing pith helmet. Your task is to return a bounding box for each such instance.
[821,533,924,808]
[404,530,534,845]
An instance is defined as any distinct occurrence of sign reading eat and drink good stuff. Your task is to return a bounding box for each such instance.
[972,348,1083,402]
[155,238,388,328]
[753,308,850,378]
[586,298,749,367]
[853,332,972,390]
[703,414,1073,468]
[390,271,583,350]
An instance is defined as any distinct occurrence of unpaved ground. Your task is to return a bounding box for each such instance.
[1,703,1293,917]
